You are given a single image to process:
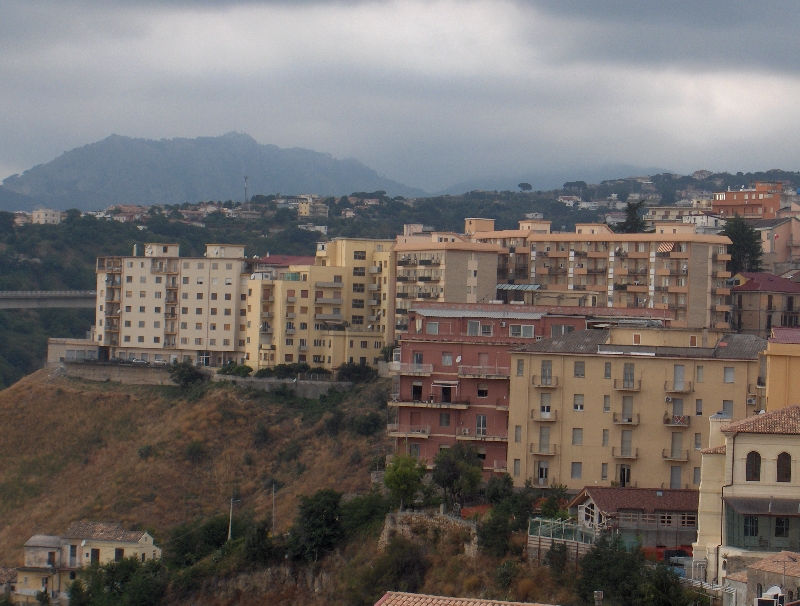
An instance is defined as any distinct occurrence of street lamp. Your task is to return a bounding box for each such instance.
[228,497,242,541]
[780,555,797,593]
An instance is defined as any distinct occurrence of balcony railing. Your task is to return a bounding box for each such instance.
[612,413,640,425]
[664,381,693,393]
[612,447,638,459]
[457,428,508,442]
[662,449,690,462]
[458,365,510,378]
[663,415,691,427]
[529,443,557,455]
[315,297,342,305]
[530,410,558,422]
[532,375,559,388]
[369,265,383,274]
[613,378,641,391]
[390,363,434,375]
[387,424,430,436]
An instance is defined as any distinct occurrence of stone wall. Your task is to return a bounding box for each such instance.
[378,511,477,556]
[210,375,352,399]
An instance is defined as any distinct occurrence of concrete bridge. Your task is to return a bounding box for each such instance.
[0,290,96,309]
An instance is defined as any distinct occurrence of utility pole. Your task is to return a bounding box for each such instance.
[228,497,242,541]
[272,483,276,535]
[244,175,249,205]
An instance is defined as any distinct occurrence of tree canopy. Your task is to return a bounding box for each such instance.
[383,454,426,510]
[431,443,482,506]
[615,200,647,233]
[721,214,762,274]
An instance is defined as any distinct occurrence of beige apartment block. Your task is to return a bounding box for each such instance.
[31,209,66,225]
[393,239,502,331]
[507,327,766,492]
[95,243,254,366]
[521,231,732,329]
[245,238,395,370]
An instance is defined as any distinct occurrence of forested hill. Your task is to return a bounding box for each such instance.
[0,133,425,210]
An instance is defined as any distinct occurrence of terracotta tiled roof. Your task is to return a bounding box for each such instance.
[0,567,16,584]
[62,521,146,543]
[513,329,609,353]
[374,592,554,606]
[747,551,800,578]
[700,445,726,455]
[733,272,800,294]
[567,487,698,515]
[722,405,800,435]
[725,570,748,583]
[770,327,800,344]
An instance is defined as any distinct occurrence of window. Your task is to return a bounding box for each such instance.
[138,321,145,328]
[660,513,673,526]
[573,394,584,411]
[632,333,641,345]
[352,316,364,325]
[138,336,144,342]
[693,467,701,485]
[572,428,583,446]
[510,325,534,338]
[224,293,232,300]
[601,463,608,480]
[354,250,366,260]
[776,517,790,538]
[440,413,450,427]
[352,299,364,308]
[352,284,365,293]
[604,362,611,379]
[574,361,585,378]
[353,267,366,276]
[744,515,758,537]
[778,452,792,482]
[602,429,609,447]
[623,363,635,388]
[195,323,202,329]
[196,308,203,314]
[571,462,582,479]
[514,425,522,443]
[442,352,453,366]
[481,324,492,336]
[140,276,146,283]
[476,415,487,436]
[126,276,133,283]
[139,291,146,298]
[695,399,703,416]
[477,383,488,398]
[360,341,368,349]
[426,322,439,335]
[513,459,521,477]
[723,367,734,383]
[722,400,734,417]
[516,359,524,376]
[124,320,131,327]
[603,395,610,412]
[196,277,204,284]
[697,365,704,383]
[211,308,218,315]
[746,451,761,481]
[125,306,131,312]
[225,308,232,316]
[694,433,702,450]
[467,321,479,336]
[209,323,216,331]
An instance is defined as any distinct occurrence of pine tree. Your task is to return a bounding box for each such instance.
[721,215,762,274]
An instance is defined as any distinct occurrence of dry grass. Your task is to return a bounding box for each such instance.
[0,370,390,566]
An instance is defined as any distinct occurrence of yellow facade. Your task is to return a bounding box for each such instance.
[507,327,765,492]
[764,339,800,411]
[245,238,395,370]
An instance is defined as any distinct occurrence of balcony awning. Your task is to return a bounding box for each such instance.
[724,497,800,516]
[431,380,460,386]
[496,283,541,291]
[657,242,675,253]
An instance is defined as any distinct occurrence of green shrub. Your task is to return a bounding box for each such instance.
[185,440,206,464]
[350,412,383,436]
[137,445,152,459]
[253,420,270,448]
[494,560,520,590]
[336,362,377,383]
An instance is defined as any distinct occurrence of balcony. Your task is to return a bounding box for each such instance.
[299,345,309,351]
[286,313,296,319]
[662,449,690,462]
[315,297,342,305]
[532,375,559,388]
[419,259,441,266]
[261,311,274,318]
[612,447,638,460]
[613,379,641,391]
[664,381,693,393]
[714,270,732,279]
[397,258,418,266]
[713,304,731,312]
[713,253,732,262]
[369,266,383,274]
[396,275,413,282]
[286,296,297,303]
[315,281,343,288]
[663,415,691,427]
[457,428,508,442]
[285,328,296,335]
[391,363,434,375]
[612,413,640,425]
[387,424,430,437]
[368,284,381,291]
[369,299,380,306]
[529,443,557,456]
[458,365,510,378]
[491,460,507,472]
[388,399,469,409]
[314,313,343,321]
[530,410,558,422]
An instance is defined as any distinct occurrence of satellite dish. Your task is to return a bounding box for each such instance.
[456,356,462,363]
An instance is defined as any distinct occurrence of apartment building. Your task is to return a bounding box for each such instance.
[16,522,160,605]
[763,327,800,412]
[245,238,395,370]
[693,406,800,585]
[711,181,789,220]
[388,303,586,477]
[748,217,800,274]
[393,238,501,331]
[297,196,329,218]
[95,243,254,366]
[507,327,766,492]
[732,272,800,337]
[520,230,732,329]
[31,209,66,225]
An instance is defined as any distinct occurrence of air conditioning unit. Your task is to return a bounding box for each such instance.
[462,428,470,436]
[665,396,673,402]
[500,321,506,327]
[747,397,757,406]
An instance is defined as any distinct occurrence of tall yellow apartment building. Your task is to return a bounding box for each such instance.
[95,243,253,365]
[245,238,395,370]
[507,327,766,491]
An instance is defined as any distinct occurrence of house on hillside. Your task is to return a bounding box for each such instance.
[375,592,555,606]
[16,522,161,605]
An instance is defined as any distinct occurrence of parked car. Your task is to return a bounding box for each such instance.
[130,358,148,365]
[152,359,167,366]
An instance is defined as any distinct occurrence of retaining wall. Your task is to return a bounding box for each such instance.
[379,511,477,556]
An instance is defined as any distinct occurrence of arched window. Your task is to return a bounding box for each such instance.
[746,451,761,482]
[778,452,792,483]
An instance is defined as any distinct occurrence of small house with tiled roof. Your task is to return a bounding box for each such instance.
[732,272,800,338]
[374,592,556,606]
[721,550,800,605]
[15,522,160,605]
[694,406,800,586]
[568,486,698,550]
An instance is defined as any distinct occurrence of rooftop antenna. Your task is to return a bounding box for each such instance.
[244,175,249,205]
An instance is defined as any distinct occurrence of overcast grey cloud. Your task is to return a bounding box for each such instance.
[2,0,800,192]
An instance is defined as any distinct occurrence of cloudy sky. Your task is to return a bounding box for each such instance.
[2,0,800,192]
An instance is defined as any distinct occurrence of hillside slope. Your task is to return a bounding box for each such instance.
[0,369,390,566]
[0,133,425,210]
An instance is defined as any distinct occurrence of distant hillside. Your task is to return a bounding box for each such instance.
[0,133,425,210]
